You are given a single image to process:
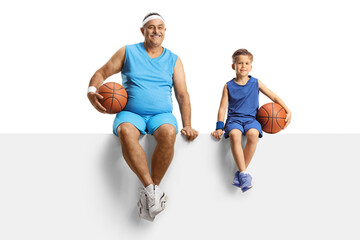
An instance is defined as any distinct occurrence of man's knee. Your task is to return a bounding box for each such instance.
[117,123,139,141]
[154,124,176,145]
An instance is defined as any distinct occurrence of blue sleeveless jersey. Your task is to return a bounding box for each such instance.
[121,42,178,115]
[227,76,259,118]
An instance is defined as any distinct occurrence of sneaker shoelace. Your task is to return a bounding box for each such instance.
[240,174,249,185]
[138,187,155,208]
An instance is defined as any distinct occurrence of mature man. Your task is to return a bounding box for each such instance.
[87,13,198,221]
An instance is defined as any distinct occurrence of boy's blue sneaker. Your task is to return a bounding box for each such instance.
[232,171,241,187]
[239,172,254,192]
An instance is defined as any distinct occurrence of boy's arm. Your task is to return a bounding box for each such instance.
[211,84,228,140]
[217,84,229,122]
[87,46,126,113]
[258,80,292,128]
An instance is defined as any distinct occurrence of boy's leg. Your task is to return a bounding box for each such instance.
[229,129,247,172]
[244,128,259,168]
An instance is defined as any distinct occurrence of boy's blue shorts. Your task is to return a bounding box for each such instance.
[113,111,178,136]
[224,117,263,139]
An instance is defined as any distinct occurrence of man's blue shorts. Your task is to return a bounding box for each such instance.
[113,111,178,136]
[224,117,263,139]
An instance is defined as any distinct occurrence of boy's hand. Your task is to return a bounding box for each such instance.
[211,129,224,140]
[284,111,292,129]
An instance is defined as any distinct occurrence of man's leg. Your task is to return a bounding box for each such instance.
[151,124,177,185]
[117,122,153,187]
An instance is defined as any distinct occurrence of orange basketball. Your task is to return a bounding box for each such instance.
[98,82,127,114]
[256,103,286,134]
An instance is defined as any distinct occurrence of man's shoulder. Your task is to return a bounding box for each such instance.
[125,42,143,49]
[163,46,178,59]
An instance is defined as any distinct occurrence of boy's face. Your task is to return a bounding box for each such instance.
[232,55,252,77]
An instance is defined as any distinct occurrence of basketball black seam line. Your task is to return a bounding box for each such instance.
[109,83,115,112]
[271,103,274,133]
[113,97,123,111]
[97,92,127,98]
[101,97,113,113]
[102,83,124,91]
[103,84,112,90]
[257,116,286,119]
[260,106,270,128]
[275,107,285,129]
[104,83,122,91]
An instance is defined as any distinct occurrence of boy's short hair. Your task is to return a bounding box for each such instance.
[232,49,253,63]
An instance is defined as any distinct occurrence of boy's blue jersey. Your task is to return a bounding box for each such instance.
[227,76,259,118]
[121,42,178,116]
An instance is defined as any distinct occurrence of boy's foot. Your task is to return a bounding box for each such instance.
[138,187,155,222]
[148,185,168,218]
[239,172,254,192]
[232,171,241,187]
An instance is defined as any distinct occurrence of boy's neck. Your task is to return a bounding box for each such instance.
[234,75,250,85]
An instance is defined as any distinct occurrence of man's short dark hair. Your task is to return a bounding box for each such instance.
[143,12,164,21]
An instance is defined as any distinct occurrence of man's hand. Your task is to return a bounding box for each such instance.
[211,129,224,140]
[180,126,199,141]
[87,92,107,113]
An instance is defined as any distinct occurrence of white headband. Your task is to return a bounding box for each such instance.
[142,15,165,27]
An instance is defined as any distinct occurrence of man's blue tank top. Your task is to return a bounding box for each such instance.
[121,42,178,115]
[227,76,259,118]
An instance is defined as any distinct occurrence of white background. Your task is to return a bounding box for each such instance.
[1,0,359,134]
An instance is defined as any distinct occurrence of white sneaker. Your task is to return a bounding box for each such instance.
[148,185,168,218]
[138,188,154,222]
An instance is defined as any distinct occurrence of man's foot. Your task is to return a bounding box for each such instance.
[239,172,254,192]
[232,171,241,187]
[147,185,167,218]
[138,187,154,222]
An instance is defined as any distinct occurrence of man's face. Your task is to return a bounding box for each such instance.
[141,19,166,47]
[232,55,253,77]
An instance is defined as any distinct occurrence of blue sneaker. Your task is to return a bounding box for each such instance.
[239,172,254,192]
[232,171,240,187]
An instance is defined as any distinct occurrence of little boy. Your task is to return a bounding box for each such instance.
[211,49,292,192]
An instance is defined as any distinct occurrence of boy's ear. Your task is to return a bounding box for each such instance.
[231,64,235,70]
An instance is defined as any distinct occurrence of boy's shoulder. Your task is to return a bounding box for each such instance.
[226,78,235,85]
[249,75,259,82]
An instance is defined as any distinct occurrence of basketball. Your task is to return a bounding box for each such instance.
[98,82,127,114]
[256,103,286,134]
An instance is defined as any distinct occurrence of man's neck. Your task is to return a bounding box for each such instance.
[144,41,163,59]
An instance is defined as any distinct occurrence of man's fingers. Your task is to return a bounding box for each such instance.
[95,93,104,99]
[95,104,107,113]
[181,129,198,141]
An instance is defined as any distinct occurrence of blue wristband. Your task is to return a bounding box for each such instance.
[216,121,224,130]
